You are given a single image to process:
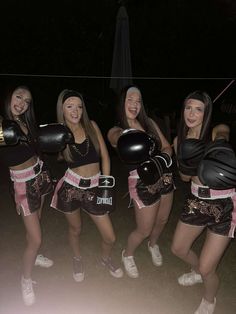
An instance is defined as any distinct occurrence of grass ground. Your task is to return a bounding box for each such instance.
[0,156,235,314]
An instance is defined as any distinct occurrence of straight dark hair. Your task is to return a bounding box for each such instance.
[177,90,212,149]
[4,85,38,141]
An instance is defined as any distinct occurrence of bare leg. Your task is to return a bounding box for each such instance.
[198,230,230,303]
[171,220,204,271]
[64,210,82,257]
[89,213,123,278]
[149,191,173,246]
[21,211,42,279]
[89,213,115,258]
[125,201,160,256]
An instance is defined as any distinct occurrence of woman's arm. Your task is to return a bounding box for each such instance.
[150,118,172,156]
[212,123,230,141]
[107,126,123,148]
[91,121,110,176]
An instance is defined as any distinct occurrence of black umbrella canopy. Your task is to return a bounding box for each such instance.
[110,6,133,95]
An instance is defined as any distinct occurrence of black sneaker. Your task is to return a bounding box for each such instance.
[101,257,124,278]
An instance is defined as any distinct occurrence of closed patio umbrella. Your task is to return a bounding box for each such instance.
[110,5,133,95]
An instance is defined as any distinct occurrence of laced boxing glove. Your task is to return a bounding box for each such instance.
[96,175,116,213]
[154,151,172,170]
[177,138,205,176]
[137,151,172,185]
[38,123,75,153]
[198,139,236,189]
[117,129,157,164]
[0,116,27,146]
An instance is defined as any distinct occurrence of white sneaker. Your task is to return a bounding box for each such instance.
[21,276,36,306]
[148,241,163,266]
[178,270,203,286]
[73,257,85,282]
[121,250,139,278]
[35,254,54,268]
[194,298,216,314]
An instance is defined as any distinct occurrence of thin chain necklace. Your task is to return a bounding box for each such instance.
[14,116,27,128]
[72,138,89,156]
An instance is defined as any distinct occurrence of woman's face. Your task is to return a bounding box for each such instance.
[125,90,141,120]
[10,88,32,117]
[63,96,83,126]
[184,98,205,130]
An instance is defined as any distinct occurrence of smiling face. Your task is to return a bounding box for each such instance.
[184,98,205,131]
[10,87,32,117]
[124,88,142,121]
[63,96,83,126]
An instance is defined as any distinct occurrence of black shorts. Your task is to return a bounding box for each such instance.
[180,182,236,237]
[128,170,175,208]
[10,160,53,216]
[51,170,114,216]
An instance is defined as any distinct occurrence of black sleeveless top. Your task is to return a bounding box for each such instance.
[177,138,207,176]
[0,140,37,167]
[68,138,100,169]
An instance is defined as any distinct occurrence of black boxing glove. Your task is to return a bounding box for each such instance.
[178,139,205,176]
[0,117,27,146]
[38,123,75,153]
[117,129,156,164]
[96,175,116,213]
[198,139,236,189]
[137,156,163,185]
[155,152,172,169]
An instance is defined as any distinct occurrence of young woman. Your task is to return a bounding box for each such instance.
[50,89,123,281]
[171,90,236,314]
[107,85,174,278]
[0,85,53,306]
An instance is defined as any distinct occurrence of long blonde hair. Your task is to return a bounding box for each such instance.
[56,89,100,162]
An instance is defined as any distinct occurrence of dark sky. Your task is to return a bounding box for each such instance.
[0,0,235,76]
[0,0,235,126]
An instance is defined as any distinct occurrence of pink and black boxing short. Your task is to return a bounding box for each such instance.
[51,169,115,215]
[180,182,236,238]
[128,169,175,209]
[10,159,53,216]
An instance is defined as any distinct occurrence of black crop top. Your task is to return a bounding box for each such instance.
[177,139,206,176]
[68,138,100,169]
[0,141,36,167]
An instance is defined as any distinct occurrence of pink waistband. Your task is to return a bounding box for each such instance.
[191,181,236,200]
[64,168,100,189]
[129,169,139,178]
[10,159,42,182]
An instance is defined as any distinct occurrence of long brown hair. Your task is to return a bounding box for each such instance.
[4,85,38,140]
[116,85,162,147]
[56,89,100,162]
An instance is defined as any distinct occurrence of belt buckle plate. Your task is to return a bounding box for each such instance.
[198,187,211,198]
[79,179,91,188]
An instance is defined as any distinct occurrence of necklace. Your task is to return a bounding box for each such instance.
[72,138,89,156]
[15,117,27,128]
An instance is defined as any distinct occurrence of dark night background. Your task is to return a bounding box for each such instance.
[1,3,236,313]
[0,0,236,137]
